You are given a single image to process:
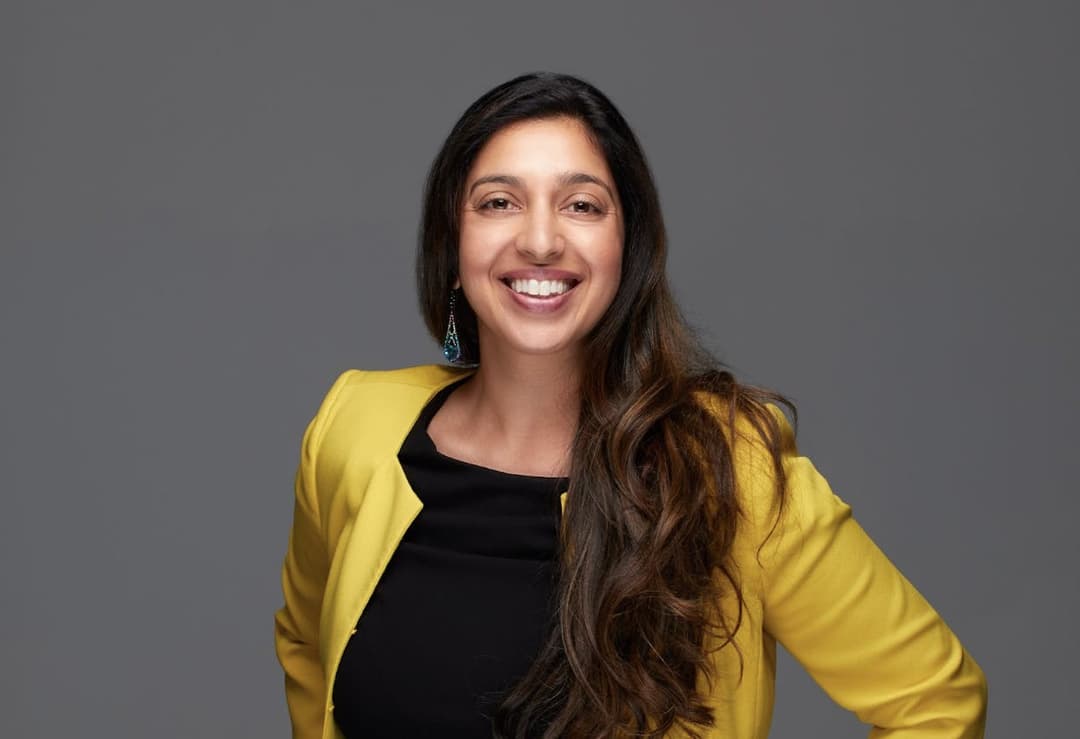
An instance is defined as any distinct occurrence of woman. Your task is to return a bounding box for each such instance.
[274,72,988,739]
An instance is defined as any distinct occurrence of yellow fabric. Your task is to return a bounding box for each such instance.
[274,364,987,739]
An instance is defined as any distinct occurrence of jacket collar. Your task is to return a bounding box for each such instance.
[319,364,568,698]
[391,365,569,513]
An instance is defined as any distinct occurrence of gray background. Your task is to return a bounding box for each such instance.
[2,2,1075,737]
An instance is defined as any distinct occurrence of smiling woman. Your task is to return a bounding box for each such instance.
[273,72,988,739]
[455,116,624,364]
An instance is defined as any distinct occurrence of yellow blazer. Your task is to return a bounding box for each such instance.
[274,364,988,738]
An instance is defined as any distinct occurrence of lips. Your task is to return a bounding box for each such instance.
[498,268,582,282]
[500,278,578,313]
[498,275,578,296]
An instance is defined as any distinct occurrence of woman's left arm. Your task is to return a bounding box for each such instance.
[748,405,988,738]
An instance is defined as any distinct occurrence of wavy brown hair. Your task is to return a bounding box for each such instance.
[416,72,797,738]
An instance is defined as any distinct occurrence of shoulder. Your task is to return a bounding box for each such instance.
[695,394,858,587]
[690,390,805,540]
[348,363,475,389]
[690,389,797,480]
[309,363,472,418]
[305,362,475,461]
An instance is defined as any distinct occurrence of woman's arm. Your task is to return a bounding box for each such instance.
[273,372,354,738]
[274,411,330,739]
[748,405,988,738]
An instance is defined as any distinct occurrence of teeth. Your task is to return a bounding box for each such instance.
[509,278,575,296]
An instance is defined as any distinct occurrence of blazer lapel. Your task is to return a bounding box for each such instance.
[318,368,474,684]
[318,366,572,693]
[320,453,424,672]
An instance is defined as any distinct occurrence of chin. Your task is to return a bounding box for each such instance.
[478,321,591,358]
[502,336,570,353]
[500,334,582,357]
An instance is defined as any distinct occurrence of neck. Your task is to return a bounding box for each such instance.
[456,342,582,470]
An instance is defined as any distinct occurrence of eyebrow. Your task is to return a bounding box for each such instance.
[467,171,617,203]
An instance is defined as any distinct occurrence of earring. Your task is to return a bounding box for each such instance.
[443,288,463,364]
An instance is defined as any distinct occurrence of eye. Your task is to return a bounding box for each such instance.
[477,197,516,211]
[567,199,604,215]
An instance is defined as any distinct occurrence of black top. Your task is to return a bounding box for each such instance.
[332,377,568,738]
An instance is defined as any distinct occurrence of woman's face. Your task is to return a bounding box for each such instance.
[456,116,624,363]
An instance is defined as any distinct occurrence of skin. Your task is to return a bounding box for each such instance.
[426,116,625,477]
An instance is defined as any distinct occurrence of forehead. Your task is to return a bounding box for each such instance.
[468,117,611,179]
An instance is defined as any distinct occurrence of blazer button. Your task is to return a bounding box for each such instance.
[350,628,357,636]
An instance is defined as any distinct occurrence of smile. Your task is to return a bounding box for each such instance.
[502,277,579,297]
[498,275,578,313]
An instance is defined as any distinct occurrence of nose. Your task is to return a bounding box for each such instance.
[516,206,564,261]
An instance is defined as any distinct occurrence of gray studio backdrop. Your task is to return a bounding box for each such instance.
[2,2,1076,737]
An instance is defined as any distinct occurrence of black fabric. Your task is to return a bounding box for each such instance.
[332,377,567,738]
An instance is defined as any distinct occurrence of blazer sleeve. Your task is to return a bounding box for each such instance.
[747,404,988,738]
[273,370,354,739]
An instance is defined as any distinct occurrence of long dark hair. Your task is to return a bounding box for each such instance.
[416,71,797,738]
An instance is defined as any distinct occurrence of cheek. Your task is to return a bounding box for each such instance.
[458,224,503,273]
[598,239,624,288]
[456,245,488,280]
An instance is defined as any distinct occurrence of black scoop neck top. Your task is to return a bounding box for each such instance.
[331,377,568,737]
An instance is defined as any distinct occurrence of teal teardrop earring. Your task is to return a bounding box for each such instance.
[442,288,463,364]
